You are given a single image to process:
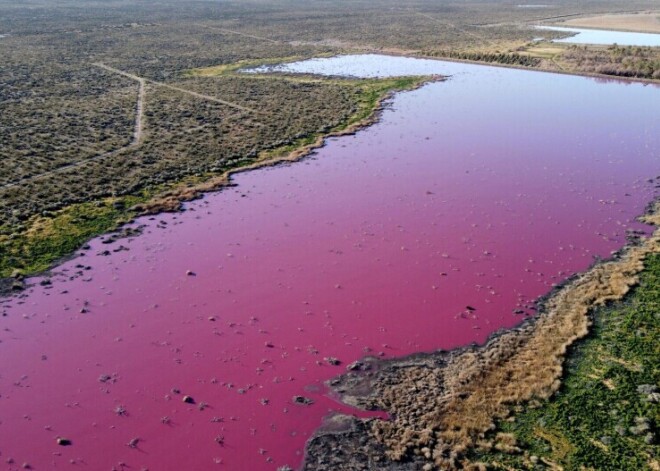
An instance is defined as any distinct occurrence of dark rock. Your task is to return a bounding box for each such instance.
[346,361,370,371]
[293,396,314,405]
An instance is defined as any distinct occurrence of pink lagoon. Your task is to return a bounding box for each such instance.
[0,56,658,470]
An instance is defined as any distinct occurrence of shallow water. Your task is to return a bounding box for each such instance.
[248,54,471,78]
[536,25,660,47]
[1,55,658,470]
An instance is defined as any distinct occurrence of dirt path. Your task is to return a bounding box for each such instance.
[1,65,146,190]
[414,11,494,47]
[199,25,282,44]
[134,75,146,143]
[551,53,566,71]
[1,63,263,190]
[159,81,262,114]
[95,62,262,114]
[94,63,146,144]
[93,64,145,135]
[0,143,137,190]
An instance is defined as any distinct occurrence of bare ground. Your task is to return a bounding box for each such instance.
[559,11,660,33]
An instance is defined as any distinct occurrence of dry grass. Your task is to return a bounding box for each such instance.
[519,45,565,59]
[330,202,660,469]
[532,428,574,460]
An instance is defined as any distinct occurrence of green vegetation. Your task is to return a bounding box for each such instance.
[562,44,660,79]
[0,195,147,278]
[511,42,660,78]
[425,50,541,67]
[344,76,428,126]
[472,252,660,470]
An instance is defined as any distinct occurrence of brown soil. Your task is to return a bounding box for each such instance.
[304,202,660,470]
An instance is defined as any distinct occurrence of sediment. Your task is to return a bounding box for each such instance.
[303,202,660,470]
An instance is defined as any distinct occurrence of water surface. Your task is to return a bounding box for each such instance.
[536,25,660,46]
[0,55,658,470]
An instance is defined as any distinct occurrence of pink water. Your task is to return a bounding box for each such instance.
[1,57,658,470]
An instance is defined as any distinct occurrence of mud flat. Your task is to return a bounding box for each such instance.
[560,12,660,34]
[0,56,658,470]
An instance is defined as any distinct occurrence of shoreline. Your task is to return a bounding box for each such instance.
[130,73,441,216]
[0,71,437,295]
[363,48,660,86]
[302,201,660,470]
[1,52,658,469]
[2,52,658,291]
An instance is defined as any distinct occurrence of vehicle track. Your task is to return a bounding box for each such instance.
[94,63,262,115]
[93,64,147,145]
[199,25,282,44]
[1,63,263,190]
[414,11,494,46]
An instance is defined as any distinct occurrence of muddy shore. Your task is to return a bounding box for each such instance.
[303,202,660,470]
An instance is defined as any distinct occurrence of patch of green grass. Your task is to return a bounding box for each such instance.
[0,196,142,277]
[347,76,431,125]
[255,75,429,161]
[472,252,660,470]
